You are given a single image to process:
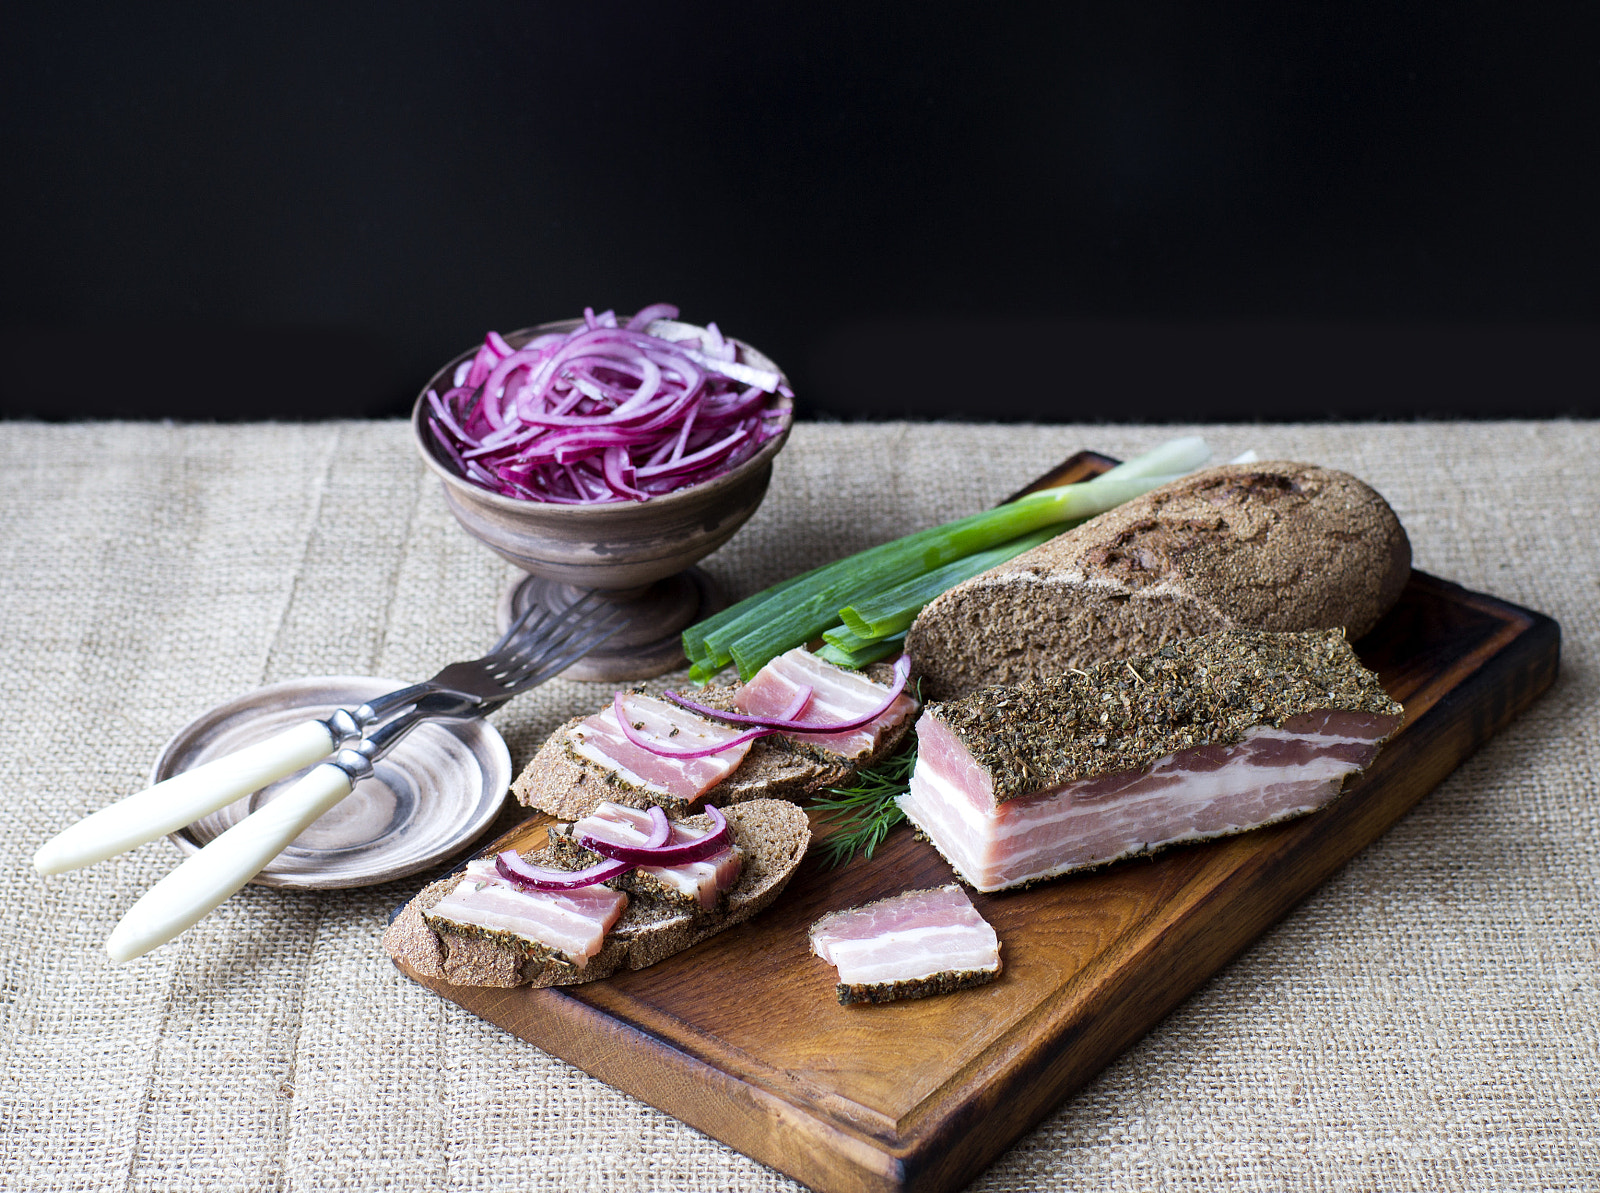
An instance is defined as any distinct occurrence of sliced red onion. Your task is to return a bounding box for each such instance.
[579,805,732,866]
[602,444,649,500]
[610,693,771,759]
[494,850,632,891]
[782,685,816,720]
[608,684,816,760]
[492,806,671,890]
[634,425,752,479]
[627,302,679,329]
[426,305,788,505]
[664,655,911,735]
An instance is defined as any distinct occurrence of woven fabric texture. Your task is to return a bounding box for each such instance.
[0,420,1595,1191]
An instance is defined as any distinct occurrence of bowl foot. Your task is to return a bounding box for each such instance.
[496,568,728,682]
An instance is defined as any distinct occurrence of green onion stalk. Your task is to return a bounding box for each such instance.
[683,437,1211,683]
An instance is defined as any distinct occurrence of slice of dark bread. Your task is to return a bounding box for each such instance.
[511,674,913,820]
[906,461,1411,700]
[382,799,810,989]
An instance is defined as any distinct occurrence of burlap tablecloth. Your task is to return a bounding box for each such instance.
[1,420,1595,1191]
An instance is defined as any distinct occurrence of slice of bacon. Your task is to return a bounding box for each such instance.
[733,647,918,760]
[568,693,753,802]
[573,801,744,911]
[900,707,1402,892]
[428,860,630,967]
[810,885,1001,991]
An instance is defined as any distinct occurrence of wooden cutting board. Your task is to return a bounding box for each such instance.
[394,451,1560,1193]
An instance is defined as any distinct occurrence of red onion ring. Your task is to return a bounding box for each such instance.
[494,851,632,891]
[608,684,813,760]
[493,806,671,890]
[611,693,769,759]
[663,655,911,735]
[579,805,732,866]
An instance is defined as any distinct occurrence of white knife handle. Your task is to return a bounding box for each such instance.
[104,761,356,962]
[33,719,337,876]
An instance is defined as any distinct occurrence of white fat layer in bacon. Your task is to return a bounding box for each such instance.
[899,710,1398,892]
[568,695,753,801]
[734,647,917,760]
[574,801,743,910]
[810,885,1000,986]
[430,862,629,967]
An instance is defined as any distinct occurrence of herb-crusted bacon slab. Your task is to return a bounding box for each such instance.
[897,629,1403,892]
[906,461,1411,700]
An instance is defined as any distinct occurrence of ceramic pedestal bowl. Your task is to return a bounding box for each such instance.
[411,320,793,681]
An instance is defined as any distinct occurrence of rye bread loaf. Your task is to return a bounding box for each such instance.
[905,461,1410,700]
[511,674,913,820]
[382,799,810,989]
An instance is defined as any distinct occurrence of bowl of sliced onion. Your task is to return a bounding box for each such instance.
[411,304,794,681]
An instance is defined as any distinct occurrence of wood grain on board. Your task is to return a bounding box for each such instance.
[395,451,1561,1193]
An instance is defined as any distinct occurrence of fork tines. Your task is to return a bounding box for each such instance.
[492,592,630,692]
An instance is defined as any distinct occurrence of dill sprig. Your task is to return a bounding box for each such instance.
[808,745,916,868]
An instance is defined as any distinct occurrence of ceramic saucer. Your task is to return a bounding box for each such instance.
[152,676,510,889]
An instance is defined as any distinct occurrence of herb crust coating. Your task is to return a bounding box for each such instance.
[836,967,999,1006]
[930,628,1402,803]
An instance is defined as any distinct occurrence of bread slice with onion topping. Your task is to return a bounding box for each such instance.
[512,657,916,821]
[382,799,810,989]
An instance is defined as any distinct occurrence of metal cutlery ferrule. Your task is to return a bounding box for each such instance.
[331,746,377,784]
[323,706,372,747]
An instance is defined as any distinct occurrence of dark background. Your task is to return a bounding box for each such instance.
[3,2,1596,422]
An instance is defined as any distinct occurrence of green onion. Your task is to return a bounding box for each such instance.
[704,505,1037,675]
[820,622,884,652]
[684,437,1211,683]
[838,524,1062,639]
[1093,435,1213,483]
[683,561,831,670]
[718,471,1180,680]
[816,631,906,669]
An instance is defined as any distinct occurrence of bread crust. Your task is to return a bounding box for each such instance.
[382,800,811,989]
[835,967,999,1006]
[906,461,1410,699]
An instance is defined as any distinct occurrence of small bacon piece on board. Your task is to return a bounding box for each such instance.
[810,885,1002,1005]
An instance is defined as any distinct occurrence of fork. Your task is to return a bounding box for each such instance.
[101,603,629,961]
[34,591,623,877]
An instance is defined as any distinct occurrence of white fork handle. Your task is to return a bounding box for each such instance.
[33,719,336,876]
[105,761,355,962]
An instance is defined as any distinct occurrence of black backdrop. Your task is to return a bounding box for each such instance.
[3,2,1596,421]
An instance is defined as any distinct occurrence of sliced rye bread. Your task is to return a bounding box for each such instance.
[510,673,913,821]
[382,799,810,989]
[906,461,1411,700]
